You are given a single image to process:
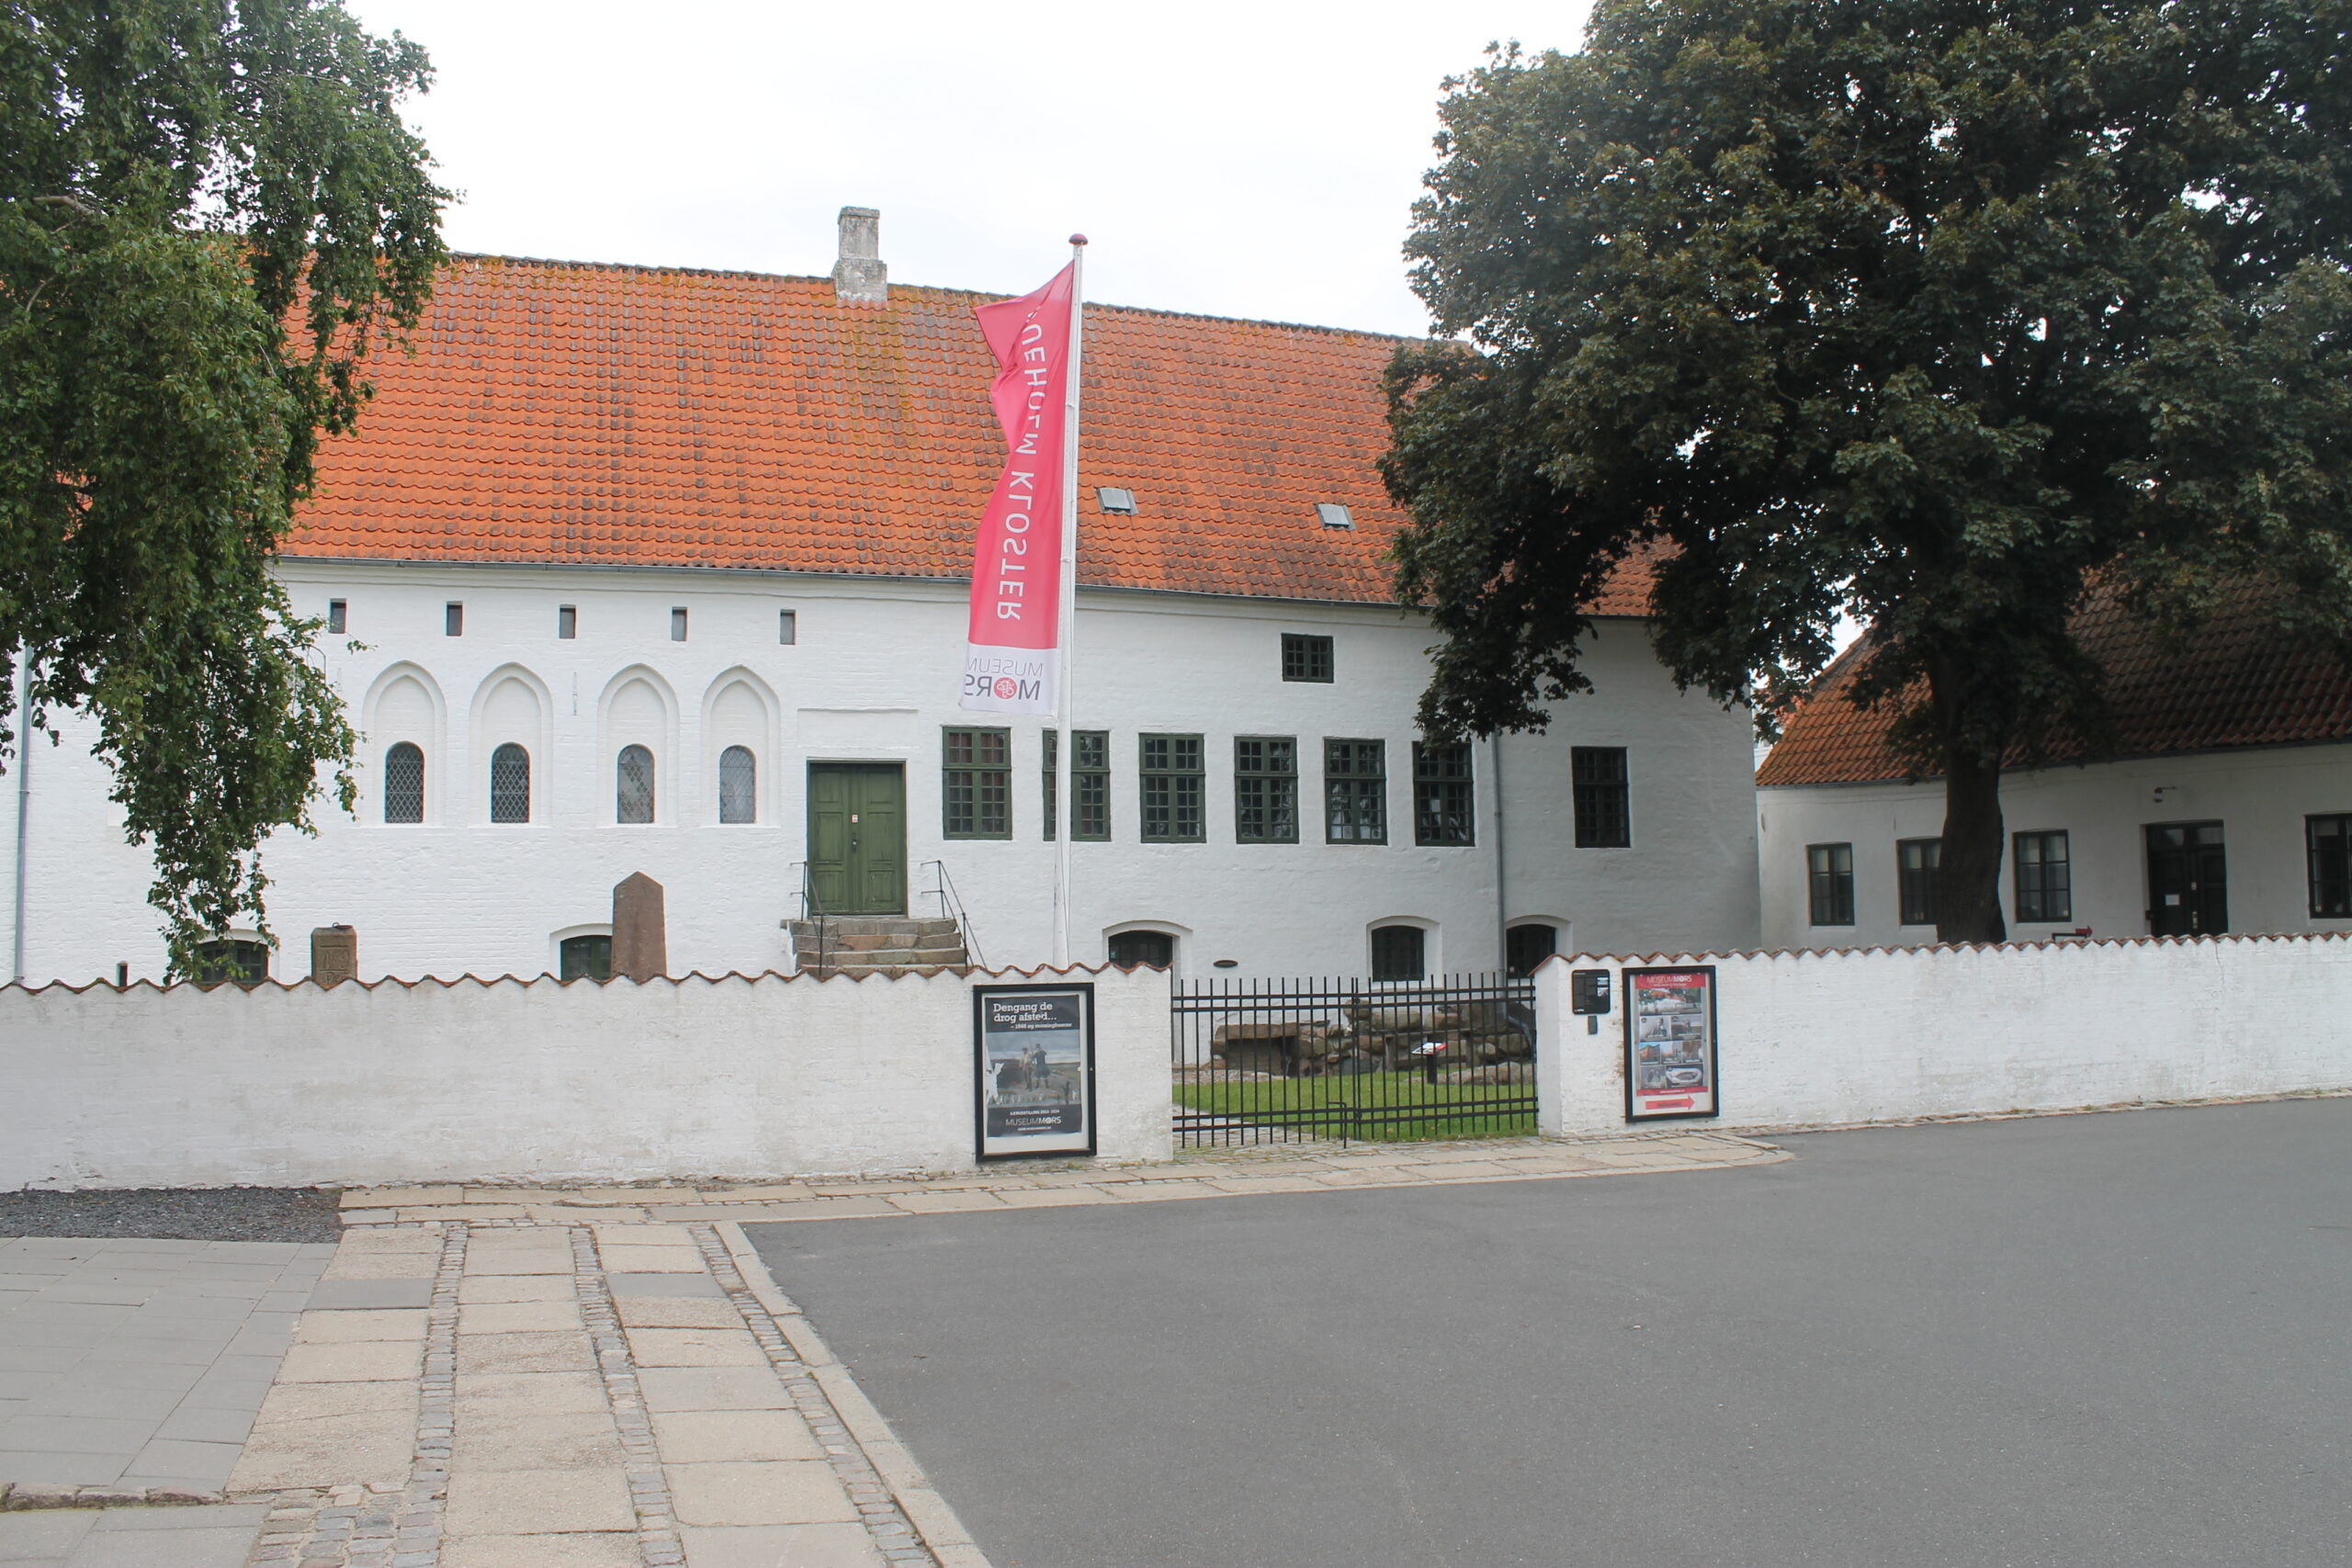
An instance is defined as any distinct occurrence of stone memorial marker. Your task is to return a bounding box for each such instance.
[612,873,667,982]
[310,924,358,986]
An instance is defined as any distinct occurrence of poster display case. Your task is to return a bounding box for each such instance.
[1624,966,1718,1121]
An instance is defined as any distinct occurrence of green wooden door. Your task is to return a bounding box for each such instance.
[807,763,906,915]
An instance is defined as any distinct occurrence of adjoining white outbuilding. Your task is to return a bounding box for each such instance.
[3,213,1760,987]
[1758,585,2352,949]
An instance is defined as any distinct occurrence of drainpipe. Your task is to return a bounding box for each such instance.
[1490,733,1508,973]
[10,657,28,985]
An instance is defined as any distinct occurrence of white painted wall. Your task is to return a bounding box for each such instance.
[0,964,1171,1189]
[1758,744,2352,949]
[2,560,1759,985]
[1537,933,2352,1136]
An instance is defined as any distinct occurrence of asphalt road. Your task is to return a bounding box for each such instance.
[749,1100,2352,1568]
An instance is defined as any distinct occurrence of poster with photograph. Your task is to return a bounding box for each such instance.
[1623,966,1718,1121]
[974,984,1096,1158]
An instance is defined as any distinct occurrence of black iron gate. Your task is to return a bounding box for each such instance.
[1170,973,1538,1146]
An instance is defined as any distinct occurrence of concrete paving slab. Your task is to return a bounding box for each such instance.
[0,1508,96,1562]
[441,1534,640,1568]
[666,1461,861,1527]
[676,1521,886,1568]
[457,1274,575,1304]
[637,1368,797,1414]
[606,1272,723,1299]
[444,1467,635,1535]
[303,1279,432,1311]
[650,1410,822,1464]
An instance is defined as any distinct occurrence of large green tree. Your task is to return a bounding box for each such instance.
[2,0,447,968]
[1385,0,2352,942]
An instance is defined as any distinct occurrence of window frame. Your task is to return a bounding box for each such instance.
[383,742,425,825]
[1281,633,1334,683]
[778,609,797,646]
[1570,746,1632,848]
[943,727,1013,840]
[1324,739,1387,845]
[558,604,577,639]
[559,933,613,982]
[1107,929,1175,970]
[1138,733,1206,843]
[192,937,270,988]
[1412,740,1476,847]
[2309,814,2352,919]
[445,602,463,637]
[1897,837,1942,927]
[1043,729,1111,842]
[1806,842,1856,926]
[1506,922,1558,978]
[1233,736,1299,844]
[326,599,346,635]
[2012,829,2073,923]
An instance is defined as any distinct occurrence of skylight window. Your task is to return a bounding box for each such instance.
[1097,487,1136,514]
[1316,502,1354,530]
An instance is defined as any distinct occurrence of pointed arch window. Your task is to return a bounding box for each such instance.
[616,745,655,824]
[383,743,424,824]
[718,746,757,824]
[491,744,531,823]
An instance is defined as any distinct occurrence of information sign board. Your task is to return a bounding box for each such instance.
[974,983,1097,1158]
[1623,966,1719,1121]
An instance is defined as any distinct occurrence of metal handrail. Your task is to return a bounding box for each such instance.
[921,860,985,970]
[787,861,833,976]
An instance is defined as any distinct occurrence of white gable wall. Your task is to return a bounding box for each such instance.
[1758,743,2352,949]
[4,561,1760,984]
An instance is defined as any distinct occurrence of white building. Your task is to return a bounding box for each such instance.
[4,218,1761,986]
[1758,586,2352,948]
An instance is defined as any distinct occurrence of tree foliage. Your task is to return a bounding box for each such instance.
[1385,0,2352,941]
[1,0,447,967]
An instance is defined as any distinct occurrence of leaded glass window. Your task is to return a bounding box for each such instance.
[1325,739,1386,843]
[616,745,655,824]
[491,743,530,824]
[1413,741,1475,846]
[1234,737,1297,843]
[1139,734,1204,842]
[384,743,424,824]
[719,746,757,824]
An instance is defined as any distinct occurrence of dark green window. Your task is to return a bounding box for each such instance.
[944,728,1011,839]
[2013,830,2072,922]
[1282,634,1334,682]
[2309,815,2351,918]
[1807,843,1855,925]
[1413,741,1475,846]
[1898,838,1942,926]
[1043,730,1110,842]
[1234,737,1298,843]
[1325,739,1386,843]
[1139,734,1204,842]
[1571,747,1631,847]
[192,938,268,988]
[560,934,612,982]
[1371,924,1426,981]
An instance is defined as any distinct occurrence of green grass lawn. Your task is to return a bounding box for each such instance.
[1172,1070,1535,1141]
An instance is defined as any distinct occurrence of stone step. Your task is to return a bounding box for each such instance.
[820,962,975,978]
[786,917,959,940]
[796,944,967,971]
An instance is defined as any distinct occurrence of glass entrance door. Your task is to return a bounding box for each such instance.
[2146,822,2227,936]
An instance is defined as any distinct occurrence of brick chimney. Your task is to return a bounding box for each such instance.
[832,207,887,304]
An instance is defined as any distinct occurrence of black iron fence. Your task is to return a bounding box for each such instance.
[1170,973,1538,1146]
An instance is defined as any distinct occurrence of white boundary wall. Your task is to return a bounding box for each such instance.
[1538,933,2352,1135]
[0,965,1171,1189]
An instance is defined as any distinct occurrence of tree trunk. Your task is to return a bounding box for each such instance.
[1937,752,2007,942]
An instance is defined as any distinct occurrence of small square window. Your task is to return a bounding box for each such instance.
[326,599,346,635]
[1097,487,1136,514]
[778,609,797,646]
[1316,502,1353,530]
[670,607,688,641]
[445,603,463,637]
[558,604,577,639]
[1282,634,1334,683]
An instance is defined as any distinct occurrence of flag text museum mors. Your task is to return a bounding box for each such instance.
[960,262,1078,716]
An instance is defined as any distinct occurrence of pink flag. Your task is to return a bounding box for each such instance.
[960,263,1077,715]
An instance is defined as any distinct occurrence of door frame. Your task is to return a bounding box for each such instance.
[2144,819,2227,936]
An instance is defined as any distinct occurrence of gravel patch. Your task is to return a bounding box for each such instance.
[0,1186,342,1242]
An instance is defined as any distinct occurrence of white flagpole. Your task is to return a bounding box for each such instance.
[1053,235,1086,968]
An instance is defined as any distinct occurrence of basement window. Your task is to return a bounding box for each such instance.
[1097,487,1136,514]
[1316,502,1354,530]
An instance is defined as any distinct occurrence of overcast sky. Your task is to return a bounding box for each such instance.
[342,0,1599,338]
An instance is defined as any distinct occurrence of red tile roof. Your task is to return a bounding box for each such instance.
[1758,582,2352,786]
[288,254,1653,613]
